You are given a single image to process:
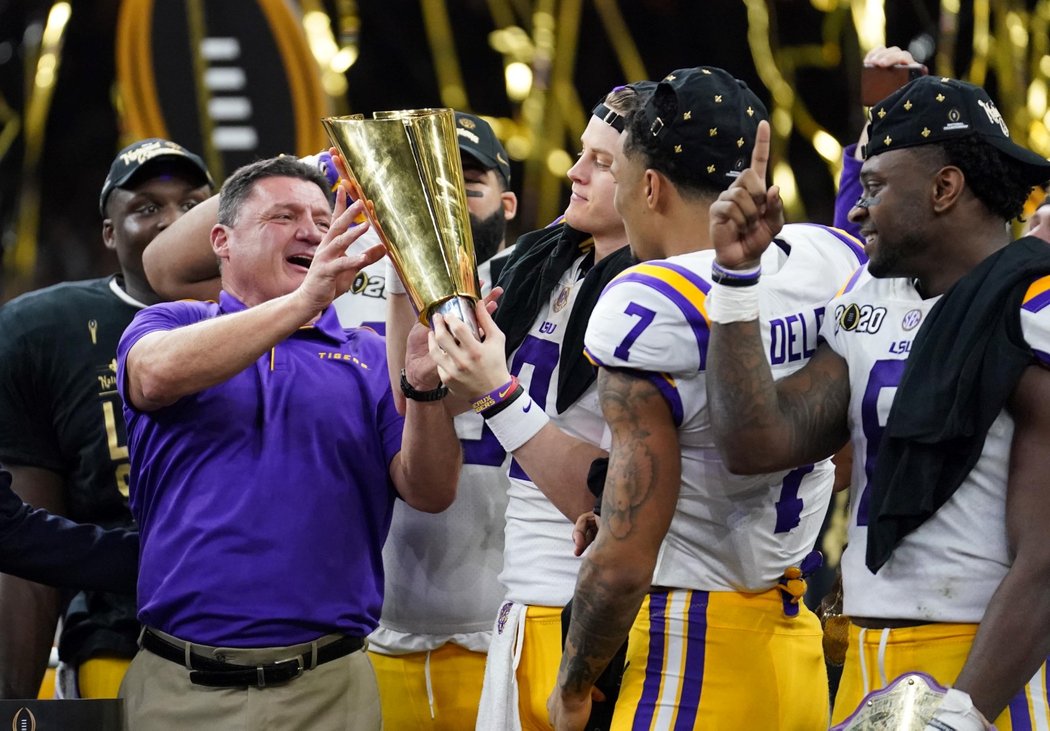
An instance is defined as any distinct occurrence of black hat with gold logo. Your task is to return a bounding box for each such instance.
[636,66,768,188]
[454,112,511,187]
[864,75,1050,185]
[100,138,213,216]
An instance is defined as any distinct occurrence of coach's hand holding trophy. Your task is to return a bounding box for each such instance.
[323,108,482,339]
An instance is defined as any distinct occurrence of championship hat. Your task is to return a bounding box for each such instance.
[864,75,1050,186]
[636,66,769,188]
[454,112,511,187]
[100,138,214,215]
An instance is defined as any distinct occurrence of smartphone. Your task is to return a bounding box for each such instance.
[861,64,929,106]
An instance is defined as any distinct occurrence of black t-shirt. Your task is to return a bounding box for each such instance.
[0,275,140,664]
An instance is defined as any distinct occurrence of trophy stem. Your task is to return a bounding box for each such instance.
[429,296,480,341]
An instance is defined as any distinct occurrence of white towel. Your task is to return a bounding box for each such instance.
[476,600,528,731]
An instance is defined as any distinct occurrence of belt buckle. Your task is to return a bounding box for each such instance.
[256,656,305,688]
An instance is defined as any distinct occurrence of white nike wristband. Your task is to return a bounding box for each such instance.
[924,688,994,731]
[707,280,761,323]
[483,393,550,453]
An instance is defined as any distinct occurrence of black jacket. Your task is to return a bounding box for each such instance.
[0,466,138,593]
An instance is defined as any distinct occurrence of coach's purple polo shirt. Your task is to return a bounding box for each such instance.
[117,292,404,647]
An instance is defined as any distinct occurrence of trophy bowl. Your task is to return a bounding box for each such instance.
[322,108,480,338]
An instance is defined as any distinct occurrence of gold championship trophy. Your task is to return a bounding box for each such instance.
[322,108,480,336]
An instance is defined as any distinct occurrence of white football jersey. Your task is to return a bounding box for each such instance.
[370,248,516,652]
[584,224,866,591]
[333,226,389,332]
[823,270,1050,622]
[500,252,611,606]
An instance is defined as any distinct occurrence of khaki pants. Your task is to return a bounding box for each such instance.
[119,633,381,731]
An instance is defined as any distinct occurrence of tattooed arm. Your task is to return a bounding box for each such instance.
[706,120,852,473]
[548,369,681,731]
[707,328,852,473]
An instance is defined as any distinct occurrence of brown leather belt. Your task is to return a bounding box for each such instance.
[141,628,364,688]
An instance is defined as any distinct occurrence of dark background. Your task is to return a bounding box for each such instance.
[2,0,1039,301]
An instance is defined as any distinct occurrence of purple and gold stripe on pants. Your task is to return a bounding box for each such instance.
[612,587,828,730]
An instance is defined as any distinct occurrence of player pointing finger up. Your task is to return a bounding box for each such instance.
[709,119,784,270]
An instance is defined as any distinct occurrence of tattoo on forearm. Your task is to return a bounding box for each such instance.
[557,369,681,697]
[597,370,663,540]
[708,321,848,462]
[560,557,641,695]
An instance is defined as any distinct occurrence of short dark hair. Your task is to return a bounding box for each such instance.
[914,137,1035,222]
[217,157,332,226]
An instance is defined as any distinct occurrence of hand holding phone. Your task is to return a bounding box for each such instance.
[861,64,928,106]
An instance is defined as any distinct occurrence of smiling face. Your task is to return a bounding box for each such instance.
[212,176,333,306]
[564,116,625,244]
[849,148,939,279]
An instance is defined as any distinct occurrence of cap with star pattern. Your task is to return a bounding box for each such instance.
[864,75,1050,185]
[638,66,768,188]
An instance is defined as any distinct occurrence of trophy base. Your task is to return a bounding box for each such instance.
[429,296,480,341]
[831,672,948,730]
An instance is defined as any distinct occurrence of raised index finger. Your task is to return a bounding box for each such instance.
[750,119,771,182]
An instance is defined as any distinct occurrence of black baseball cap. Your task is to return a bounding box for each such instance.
[454,112,511,187]
[638,66,768,188]
[591,81,658,132]
[864,76,1050,185]
[99,138,213,215]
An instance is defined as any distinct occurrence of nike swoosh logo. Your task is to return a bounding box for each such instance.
[498,385,514,399]
[522,401,532,413]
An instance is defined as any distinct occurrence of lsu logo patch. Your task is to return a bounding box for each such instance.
[553,286,571,313]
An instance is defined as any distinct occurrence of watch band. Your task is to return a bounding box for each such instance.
[399,368,449,402]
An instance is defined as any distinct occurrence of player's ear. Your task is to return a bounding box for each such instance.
[501,190,518,221]
[102,219,117,252]
[644,168,664,213]
[931,165,965,214]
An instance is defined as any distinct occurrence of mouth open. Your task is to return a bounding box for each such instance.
[286,254,313,270]
[285,254,312,270]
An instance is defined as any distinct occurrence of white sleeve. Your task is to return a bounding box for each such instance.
[1020,274,1050,368]
[584,263,708,377]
